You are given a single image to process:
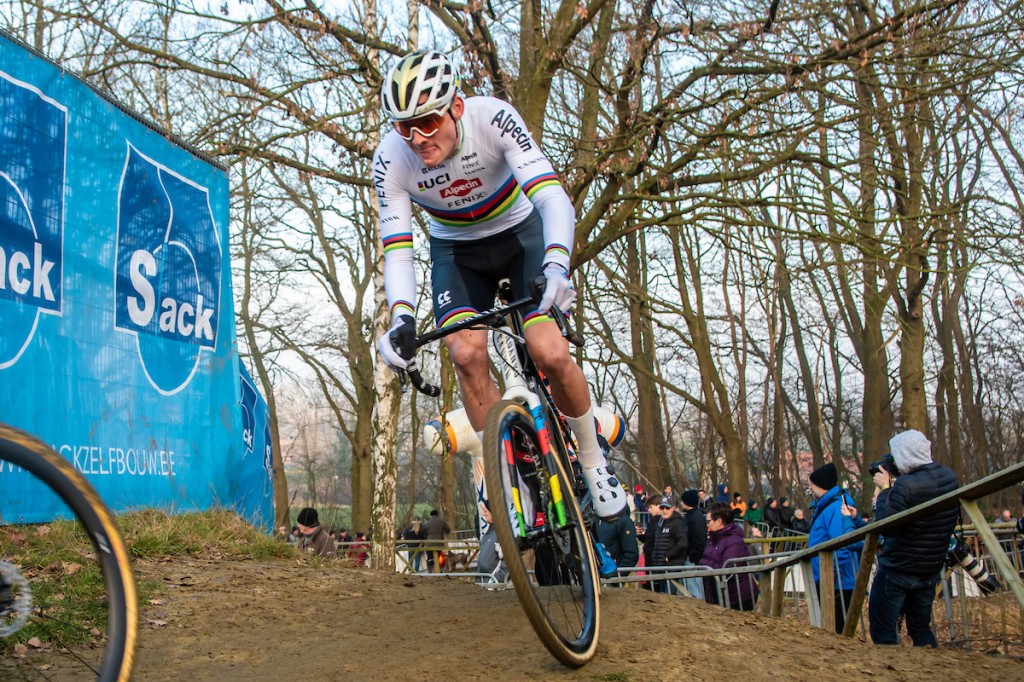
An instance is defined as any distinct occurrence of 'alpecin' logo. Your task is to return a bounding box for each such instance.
[114,145,222,395]
[441,178,483,198]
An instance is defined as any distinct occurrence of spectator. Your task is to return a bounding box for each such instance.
[637,494,662,591]
[806,462,861,633]
[634,485,649,526]
[778,496,795,530]
[649,496,688,594]
[745,499,763,527]
[790,508,810,535]
[633,484,646,509]
[679,489,708,600]
[401,517,425,572]
[348,531,370,566]
[697,489,710,511]
[994,508,1014,524]
[700,503,759,611]
[715,483,730,504]
[337,528,350,546]
[764,497,783,535]
[662,484,674,503]
[624,482,637,517]
[731,492,748,517]
[422,509,451,573]
[869,430,959,647]
[296,507,336,558]
[595,512,640,581]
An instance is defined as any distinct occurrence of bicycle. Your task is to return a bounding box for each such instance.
[402,276,600,667]
[0,423,138,681]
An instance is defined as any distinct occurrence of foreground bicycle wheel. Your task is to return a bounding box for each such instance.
[483,400,599,667]
[0,423,137,682]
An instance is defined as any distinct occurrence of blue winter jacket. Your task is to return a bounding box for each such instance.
[808,486,862,589]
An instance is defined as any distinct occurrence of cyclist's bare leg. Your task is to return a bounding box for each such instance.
[524,320,590,416]
[525,320,626,517]
[444,327,501,431]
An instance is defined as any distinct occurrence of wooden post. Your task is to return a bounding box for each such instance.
[820,550,835,632]
[842,532,878,637]
[772,566,786,617]
[960,499,1024,612]
[801,559,821,627]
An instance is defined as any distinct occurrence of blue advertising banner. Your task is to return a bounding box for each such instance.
[0,31,269,526]
[235,364,275,532]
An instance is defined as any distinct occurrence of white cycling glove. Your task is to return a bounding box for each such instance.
[538,263,576,314]
[376,314,416,372]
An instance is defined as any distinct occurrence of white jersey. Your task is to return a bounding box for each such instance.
[373,96,575,319]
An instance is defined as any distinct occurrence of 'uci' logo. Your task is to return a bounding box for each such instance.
[0,71,66,369]
[114,145,221,395]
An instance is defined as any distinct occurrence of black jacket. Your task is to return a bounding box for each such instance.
[595,514,640,568]
[647,511,689,566]
[764,505,784,531]
[790,517,810,535]
[681,507,707,564]
[875,462,959,578]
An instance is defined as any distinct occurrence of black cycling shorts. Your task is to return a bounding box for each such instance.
[429,208,546,327]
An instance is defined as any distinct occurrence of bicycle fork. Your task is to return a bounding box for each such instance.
[492,325,570,537]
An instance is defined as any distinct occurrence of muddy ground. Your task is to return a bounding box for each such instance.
[17,557,1024,681]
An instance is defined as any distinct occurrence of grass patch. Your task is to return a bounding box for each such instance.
[1,521,115,652]
[1,509,295,653]
[120,509,295,561]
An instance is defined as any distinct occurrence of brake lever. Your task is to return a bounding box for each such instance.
[549,304,585,348]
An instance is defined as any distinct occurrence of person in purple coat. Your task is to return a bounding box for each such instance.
[700,503,759,611]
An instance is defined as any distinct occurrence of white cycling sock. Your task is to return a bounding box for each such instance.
[563,406,604,469]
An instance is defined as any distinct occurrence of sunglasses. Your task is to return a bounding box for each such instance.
[392,105,452,141]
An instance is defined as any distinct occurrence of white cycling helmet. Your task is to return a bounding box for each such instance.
[381,50,460,121]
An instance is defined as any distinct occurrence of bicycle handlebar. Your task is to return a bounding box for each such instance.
[401,275,583,397]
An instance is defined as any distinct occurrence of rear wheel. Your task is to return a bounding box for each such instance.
[0,423,137,681]
[482,400,599,667]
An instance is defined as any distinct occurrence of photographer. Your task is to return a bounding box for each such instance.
[869,430,958,647]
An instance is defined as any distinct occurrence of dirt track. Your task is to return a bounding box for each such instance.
[19,557,1024,680]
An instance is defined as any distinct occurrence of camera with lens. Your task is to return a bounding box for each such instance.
[868,453,899,477]
[945,536,1001,595]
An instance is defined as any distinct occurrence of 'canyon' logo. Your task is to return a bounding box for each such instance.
[440,178,482,198]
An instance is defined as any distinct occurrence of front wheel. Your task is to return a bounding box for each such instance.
[482,400,599,667]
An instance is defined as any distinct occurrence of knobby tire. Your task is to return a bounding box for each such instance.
[0,423,138,682]
[482,400,599,668]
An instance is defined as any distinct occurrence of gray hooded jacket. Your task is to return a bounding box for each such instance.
[875,430,959,577]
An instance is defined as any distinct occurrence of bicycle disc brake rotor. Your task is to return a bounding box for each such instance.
[0,561,32,637]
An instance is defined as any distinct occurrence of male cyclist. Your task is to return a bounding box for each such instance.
[373,50,626,519]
